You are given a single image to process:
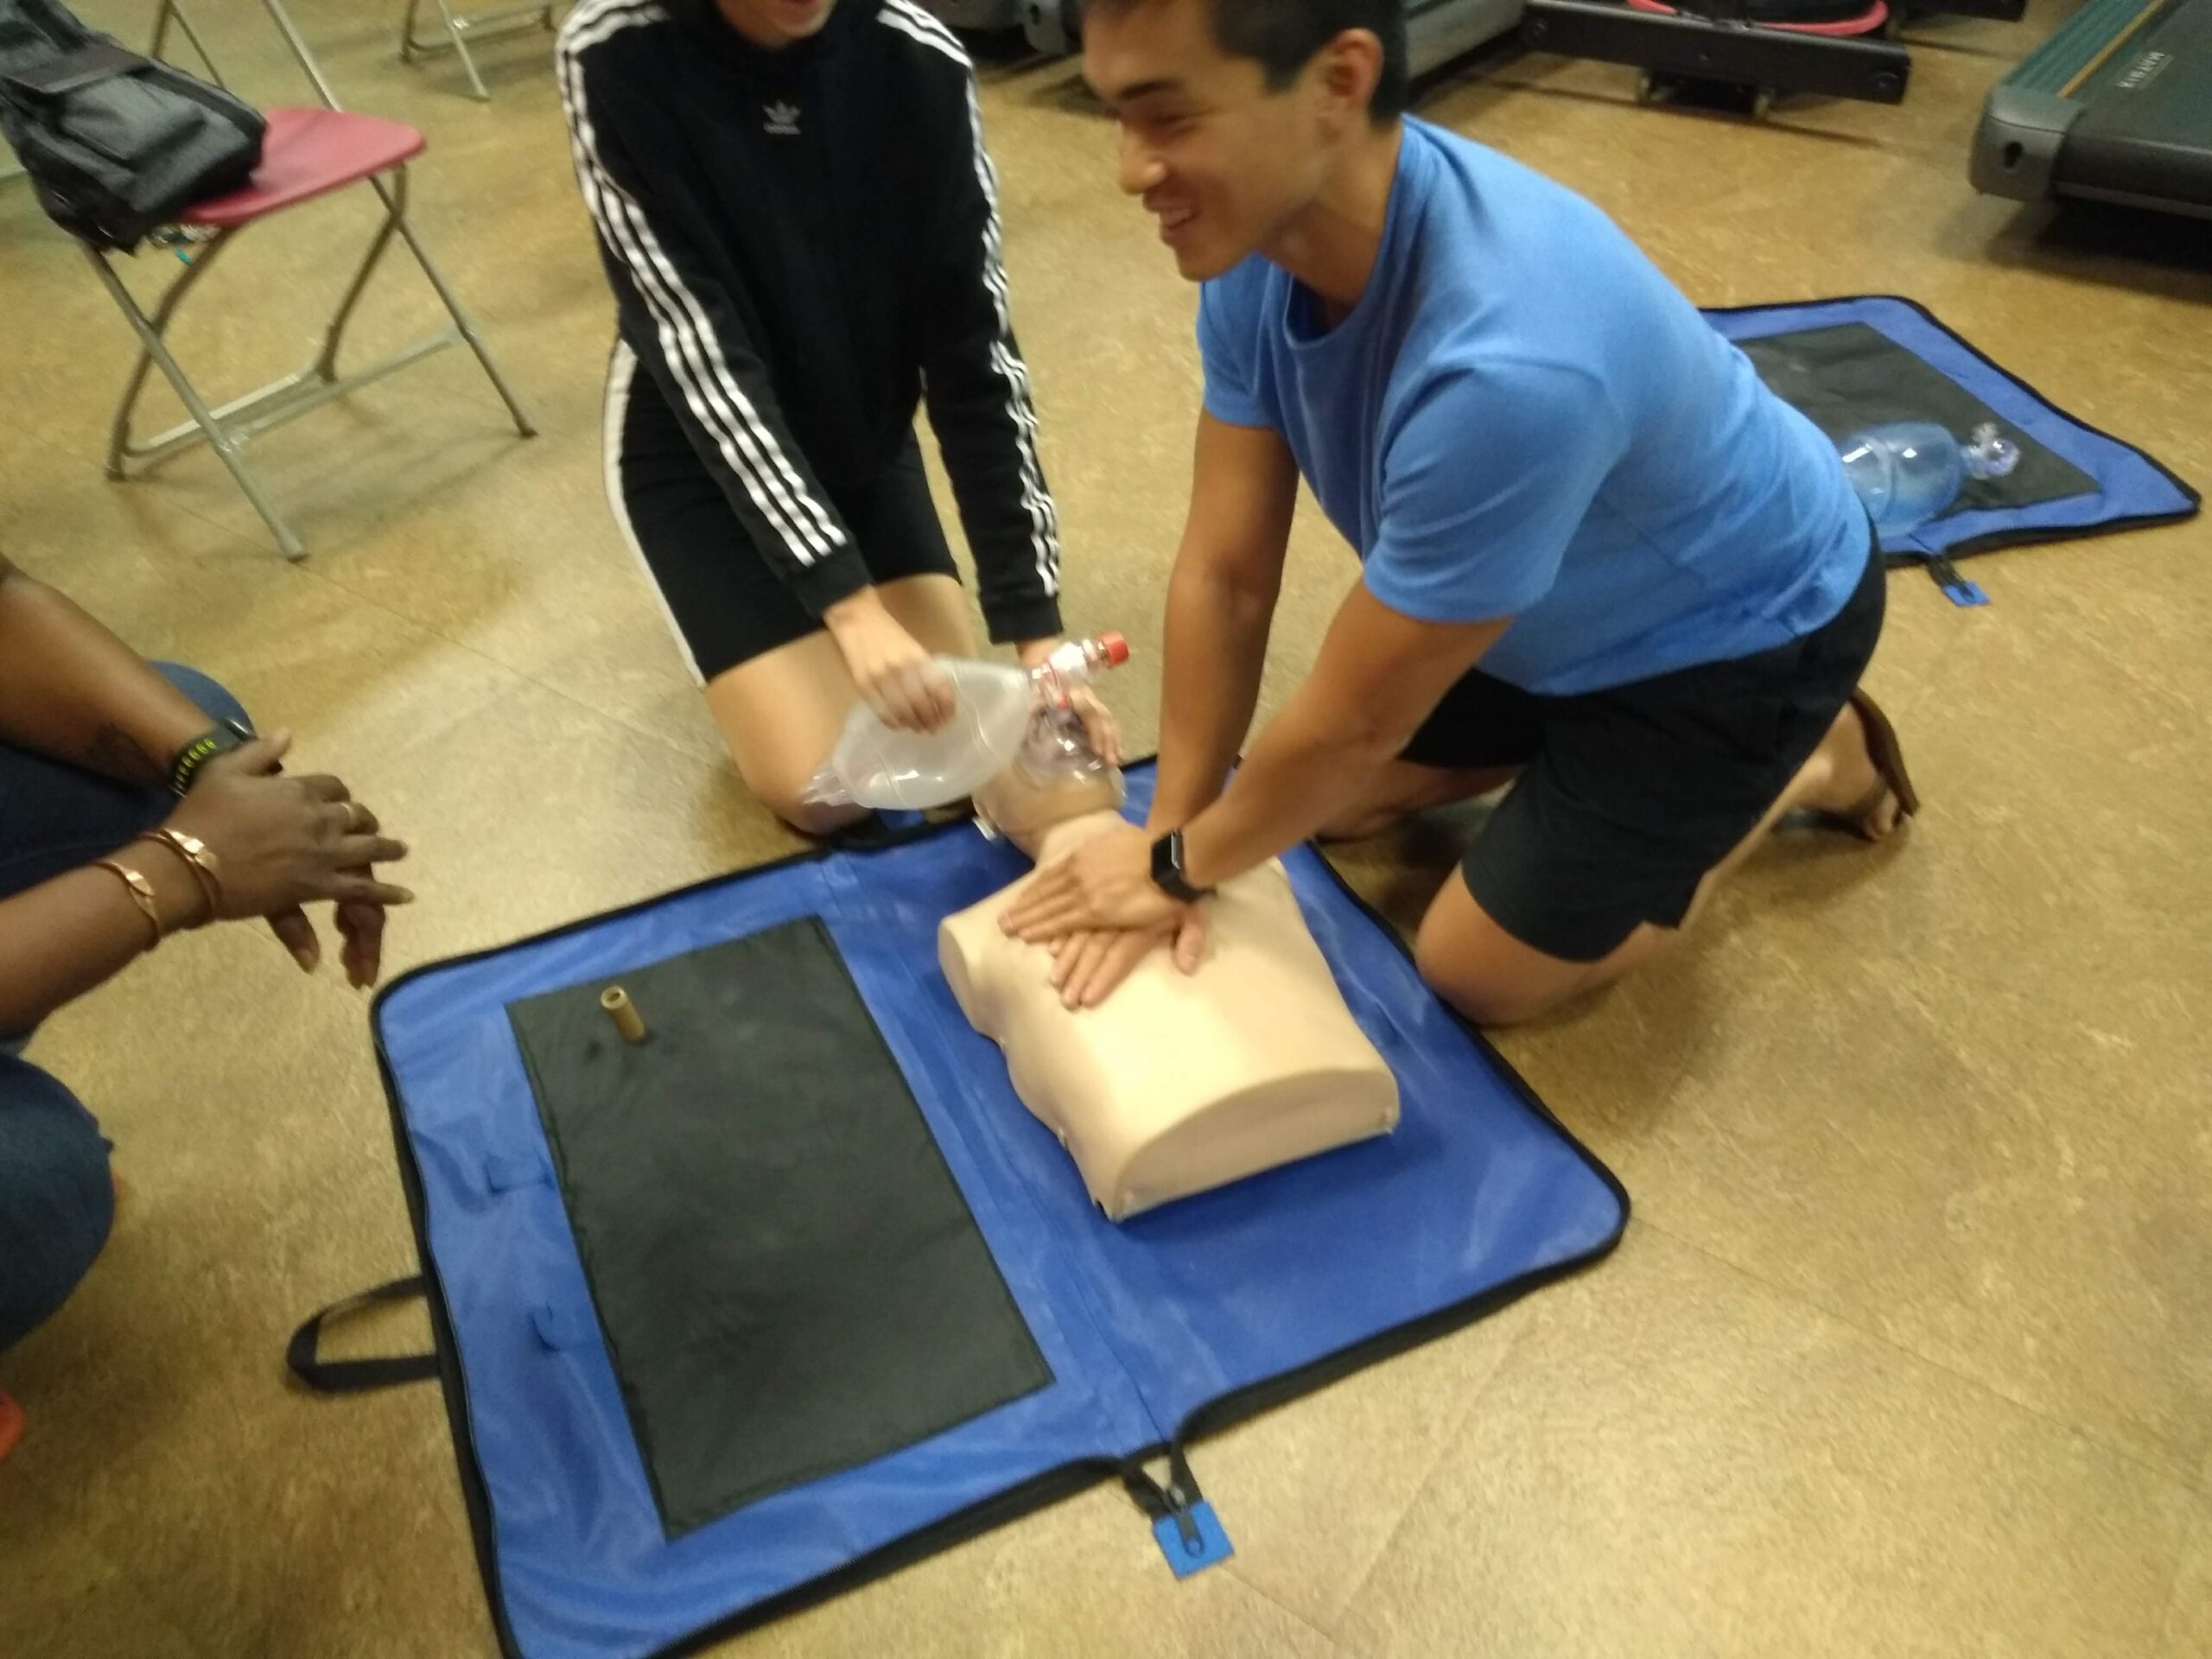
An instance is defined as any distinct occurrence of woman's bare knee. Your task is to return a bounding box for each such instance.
[712,726,861,836]
[779,797,872,838]
[752,775,870,838]
[696,643,874,836]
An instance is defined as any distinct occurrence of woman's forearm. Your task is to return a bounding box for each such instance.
[0,849,204,1033]
[0,562,214,786]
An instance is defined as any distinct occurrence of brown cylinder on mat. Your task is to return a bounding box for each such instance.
[601,985,647,1045]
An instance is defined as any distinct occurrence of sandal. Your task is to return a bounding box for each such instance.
[1825,687,1920,842]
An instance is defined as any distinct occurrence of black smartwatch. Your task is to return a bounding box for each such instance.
[1148,828,1212,904]
[168,717,251,797]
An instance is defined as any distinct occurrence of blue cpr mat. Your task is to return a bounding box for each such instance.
[1712,294,2197,597]
[329,766,1626,1659]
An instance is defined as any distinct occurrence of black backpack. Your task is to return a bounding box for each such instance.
[0,0,264,251]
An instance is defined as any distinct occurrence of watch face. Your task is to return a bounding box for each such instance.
[1150,831,1181,887]
[1151,831,1203,900]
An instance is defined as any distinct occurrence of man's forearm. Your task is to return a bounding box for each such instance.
[1177,687,1400,893]
[0,567,214,785]
[1173,587,1513,893]
[1148,559,1275,831]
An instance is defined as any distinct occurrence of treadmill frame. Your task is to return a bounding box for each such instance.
[1011,0,1932,109]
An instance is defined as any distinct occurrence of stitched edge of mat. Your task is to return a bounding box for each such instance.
[362,781,1630,1659]
[1706,292,2202,562]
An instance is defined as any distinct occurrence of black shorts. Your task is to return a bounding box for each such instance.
[1402,534,1886,963]
[604,346,959,682]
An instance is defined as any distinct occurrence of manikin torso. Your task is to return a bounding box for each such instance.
[941,765,1398,1220]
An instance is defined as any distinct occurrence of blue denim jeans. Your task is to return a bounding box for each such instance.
[0,665,247,1352]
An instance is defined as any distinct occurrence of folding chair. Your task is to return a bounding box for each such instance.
[86,0,534,559]
[397,0,561,102]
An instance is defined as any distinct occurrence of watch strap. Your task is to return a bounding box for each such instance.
[168,719,249,797]
[1149,829,1211,904]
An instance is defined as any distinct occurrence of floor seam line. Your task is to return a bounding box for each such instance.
[1656,1224,2204,1492]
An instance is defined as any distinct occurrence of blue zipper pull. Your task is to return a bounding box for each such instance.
[1928,556,1988,607]
[1124,1446,1235,1578]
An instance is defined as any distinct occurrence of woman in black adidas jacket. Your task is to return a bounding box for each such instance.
[561,0,1101,832]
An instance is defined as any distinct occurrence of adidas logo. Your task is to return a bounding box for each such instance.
[764,100,801,136]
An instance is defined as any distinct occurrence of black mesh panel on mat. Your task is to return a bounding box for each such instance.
[507,918,1052,1538]
[1740,322,2097,520]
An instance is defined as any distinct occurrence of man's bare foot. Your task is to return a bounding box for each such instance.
[1803,690,1918,842]
[0,1389,23,1462]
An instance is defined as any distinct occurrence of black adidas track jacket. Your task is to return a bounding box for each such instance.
[558,0,1064,643]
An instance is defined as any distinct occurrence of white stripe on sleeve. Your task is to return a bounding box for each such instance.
[559,0,846,567]
[879,0,1061,596]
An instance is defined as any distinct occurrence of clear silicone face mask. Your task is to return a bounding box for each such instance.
[975,702,1128,843]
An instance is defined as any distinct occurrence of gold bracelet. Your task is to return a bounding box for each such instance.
[96,858,166,949]
[136,829,222,926]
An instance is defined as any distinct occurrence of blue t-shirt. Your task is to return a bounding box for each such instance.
[1197,119,1868,696]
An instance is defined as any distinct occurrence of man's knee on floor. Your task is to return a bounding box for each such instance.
[0,1062,116,1352]
[1412,888,1592,1030]
[1413,939,1570,1028]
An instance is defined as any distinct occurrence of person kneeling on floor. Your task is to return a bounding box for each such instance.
[1003,0,1917,1024]
[0,550,411,1460]
[560,0,1109,836]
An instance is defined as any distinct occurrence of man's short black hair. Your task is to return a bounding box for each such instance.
[1100,0,1412,122]
[1211,0,1408,118]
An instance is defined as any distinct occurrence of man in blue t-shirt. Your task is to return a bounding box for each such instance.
[1005,0,1919,1025]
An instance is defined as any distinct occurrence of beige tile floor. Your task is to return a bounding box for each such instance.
[1,3,2207,1655]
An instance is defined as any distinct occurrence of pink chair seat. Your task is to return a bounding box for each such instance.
[181,106,427,229]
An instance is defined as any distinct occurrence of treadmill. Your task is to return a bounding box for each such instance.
[1409,0,1529,74]
[1012,0,1921,107]
[1020,0,1522,67]
[1973,0,2212,218]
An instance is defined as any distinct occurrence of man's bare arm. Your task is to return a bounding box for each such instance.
[1179,585,1510,889]
[1147,415,1300,832]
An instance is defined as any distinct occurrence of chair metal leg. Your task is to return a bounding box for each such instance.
[373,170,537,438]
[106,228,234,473]
[152,0,228,87]
[85,245,309,560]
[314,179,409,381]
[396,0,559,99]
[259,0,348,113]
[403,0,492,101]
[440,0,494,102]
[105,229,236,478]
[86,159,532,560]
